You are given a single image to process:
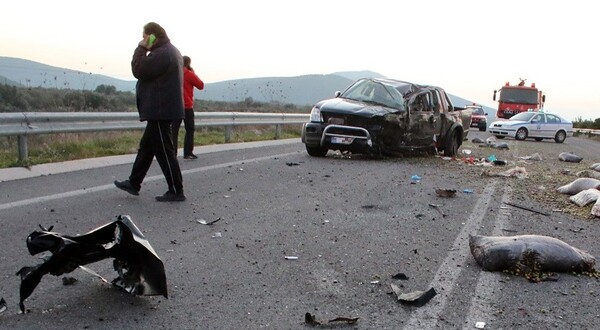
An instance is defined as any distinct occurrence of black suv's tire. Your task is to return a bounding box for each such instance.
[305,145,328,157]
[443,131,459,157]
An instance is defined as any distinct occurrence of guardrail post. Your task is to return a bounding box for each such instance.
[224,126,232,143]
[275,124,282,139]
[18,135,28,161]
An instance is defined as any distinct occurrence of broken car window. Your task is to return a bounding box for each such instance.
[340,79,406,110]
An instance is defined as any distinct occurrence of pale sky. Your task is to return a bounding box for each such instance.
[1,0,599,121]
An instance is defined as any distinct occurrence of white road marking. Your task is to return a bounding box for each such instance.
[0,152,298,211]
[403,180,497,329]
[462,186,512,330]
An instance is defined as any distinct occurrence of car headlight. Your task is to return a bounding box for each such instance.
[310,106,323,122]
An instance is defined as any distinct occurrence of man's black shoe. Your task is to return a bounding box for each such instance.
[155,191,186,202]
[114,180,139,196]
[183,154,198,160]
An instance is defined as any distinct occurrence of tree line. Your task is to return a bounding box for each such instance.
[0,84,310,113]
[573,117,600,130]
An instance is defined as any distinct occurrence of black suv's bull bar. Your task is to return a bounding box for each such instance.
[320,124,373,147]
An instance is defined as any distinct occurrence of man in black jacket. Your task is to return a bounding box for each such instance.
[114,22,186,202]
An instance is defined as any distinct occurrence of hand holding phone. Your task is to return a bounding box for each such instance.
[147,34,157,47]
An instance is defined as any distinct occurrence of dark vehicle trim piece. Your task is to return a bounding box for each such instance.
[321,124,373,147]
[16,215,168,313]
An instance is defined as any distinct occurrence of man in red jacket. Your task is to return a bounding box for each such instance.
[172,55,204,159]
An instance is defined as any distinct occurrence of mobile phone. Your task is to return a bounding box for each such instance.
[147,34,157,47]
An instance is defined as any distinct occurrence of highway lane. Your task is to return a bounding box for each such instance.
[0,136,599,329]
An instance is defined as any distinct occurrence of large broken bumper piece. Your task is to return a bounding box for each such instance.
[17,215,168,313]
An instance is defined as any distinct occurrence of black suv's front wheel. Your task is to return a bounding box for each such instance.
[305,145,328,157]
[443,130,459,157]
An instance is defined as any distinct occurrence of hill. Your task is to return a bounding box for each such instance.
[0,56,136,92]
[196,74,354,105]
[0,56,493,114]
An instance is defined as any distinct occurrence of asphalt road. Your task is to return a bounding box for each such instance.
[0,134,599,329]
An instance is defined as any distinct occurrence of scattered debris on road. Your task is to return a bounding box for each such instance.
[559,152,583,163]
[392,273,409,280]
[556,178,600,195]
[304,312,359,326]
[197,217,221,225]
[483,166,528,179]
[469,234,596,281]
[503,201,550,216]
[435,189,457,198]
[390,284,437,307]
[569,189,600,207]
[411,175,422,184]
[428,203,446,217]
[593,199,600,217]
[576,170,600,180]
[518,153,543,161]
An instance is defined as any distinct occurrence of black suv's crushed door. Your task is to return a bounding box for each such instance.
[404,90,442,147]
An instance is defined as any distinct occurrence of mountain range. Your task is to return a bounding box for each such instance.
[0,56,492,112]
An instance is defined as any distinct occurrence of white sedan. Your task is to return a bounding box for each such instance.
[488,112,573,143]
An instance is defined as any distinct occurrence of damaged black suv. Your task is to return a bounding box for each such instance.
[301,78,471,157]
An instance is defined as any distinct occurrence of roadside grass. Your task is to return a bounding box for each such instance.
[0,125,302,168]
[460,133,600,221]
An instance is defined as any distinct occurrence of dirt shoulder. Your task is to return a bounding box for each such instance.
[455,133,600,220]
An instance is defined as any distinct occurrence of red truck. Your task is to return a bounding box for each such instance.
[493,79,545,119]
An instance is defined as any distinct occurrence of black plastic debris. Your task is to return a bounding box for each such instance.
[392,273,409,280]
[16,215,168,313]
[435,189,456,198]
[304,312,359,326]
[390,284,437,307]
[286,162,300,166]
[503,201,550,216]
[0,298,6,314]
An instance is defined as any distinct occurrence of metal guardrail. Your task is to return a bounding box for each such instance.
[0,111,310,161]
[574,128,600,135]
